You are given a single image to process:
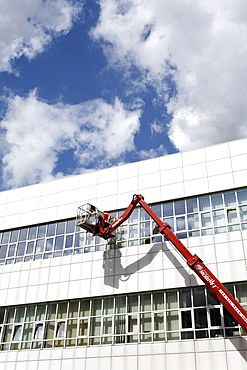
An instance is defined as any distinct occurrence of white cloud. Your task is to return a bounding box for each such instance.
[0,0,81,73]
[93,0,247,151]
[0,91,141,188]
[138,145,167,160]
[150,120,164,135]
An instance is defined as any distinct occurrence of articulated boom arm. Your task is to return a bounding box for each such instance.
[77,194,247,332]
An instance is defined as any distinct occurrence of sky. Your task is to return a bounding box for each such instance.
[0,0,247,190]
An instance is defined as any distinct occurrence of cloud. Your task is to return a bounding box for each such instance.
[0,0,81,73]
[138,144,168,160]
[150,120,164,135]
[0,90,141,188]
[92,0,247,151]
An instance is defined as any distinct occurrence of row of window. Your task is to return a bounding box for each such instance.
[0,283,246,350]
[1,188,247,265]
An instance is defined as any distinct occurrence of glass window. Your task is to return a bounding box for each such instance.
[47,223,56,237]
[227,209,238,224]
[166,311,179,331]
[2,231,10,244]
[102,317,112,335]
[0,308,5,324]
[201,212,212,228]
[153,292,164,310]
[223,308,237,328]
[66,319,77,338]
[8,244,16,257]
[91,299,102,316]
[179,289,192,308]
[35,239,45,254]
[140,313,151,333]
[56,322,65,338]
[85,233,94,246]
[140,222,150,238]
[37,224,46,238]
[68,301,79,318]
[16,242,26,257]
[90,317,101,336]
[19,228,28,241]
[115,296,126,314]
[176,217,186,231]
[36,305,46,321]
[129,208,139,223]
[22,322,33,342]
[186,198,198,213]
[213,210,226,226]
[240,206,247,222]
[140,294,151,312]
[187,214,199,230]
[114,315,126,336]
[56,221,66,235]
[34,324,43,340]
[47,304,56,320]
[54,236,64,251]
[66,220,75,234]
[15,307,25,323]
[193,287,206,307]
[210,308,221,327]
[194,308,207,329]
[166,291,178,309]
[10,230,19,243]
[65,235,73,249]
[26,241,35,254]
[174,200,185,215]
[0,245,8,259]
[151,204,161,218]
[237,189,247,205]
[57,303,67,319]
[28,227,37,240]
[103,297,114,315]
[164,217,174,231]
[75,233,85,248]
[129,224,138,239]
[45,321,55,339]
[140,207,149,221]
[128,314,138,333]
[201,228,213,236]
[199,196,210,211]
[224,192,236,207]
[25,306,35,322]
[211,194,223,209]
[154,313,164,331]
[80,300,90,317]
[12,325,22,341]
[127,295,138,313]
[235,283,247,303]
[79,319,88,336]
[163,202,173,217]
[181,311,192,328]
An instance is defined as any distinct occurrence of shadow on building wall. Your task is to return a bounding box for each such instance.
[103,241,197,289]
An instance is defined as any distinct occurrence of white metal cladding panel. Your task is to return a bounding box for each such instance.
[0,338,246,370]
[0,234,246,307]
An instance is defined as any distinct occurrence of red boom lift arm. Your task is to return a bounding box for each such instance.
[76,194,247,333]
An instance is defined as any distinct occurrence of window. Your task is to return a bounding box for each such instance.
[12,325,22,341]
[0,283,246,351]
[1,188,247,266]
[56,322,65,338]
[34,324,43,340]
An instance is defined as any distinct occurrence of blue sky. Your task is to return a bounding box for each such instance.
[0,0,247,190]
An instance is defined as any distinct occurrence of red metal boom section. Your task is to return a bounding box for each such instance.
[90,194,247,332]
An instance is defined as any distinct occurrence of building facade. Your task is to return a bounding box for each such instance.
[0,138,246,369]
